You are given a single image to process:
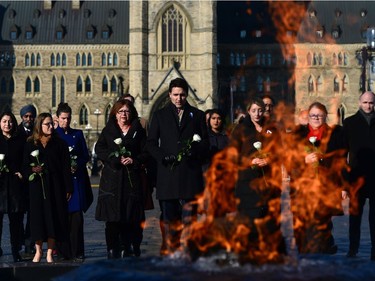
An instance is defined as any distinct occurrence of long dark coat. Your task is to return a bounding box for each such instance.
[0,134,26,213]
[95,118,148,222]
[289,124,345,216]
[343,110,375,197]
[146,102,209,200]
[230,115,281,218]
[23,136,73,242]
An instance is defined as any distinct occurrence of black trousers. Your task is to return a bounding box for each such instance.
[159,199,197,250]
[69,211,84,258]
[105,221,143,252]
[349,195,375,253]
[0,212,24,251]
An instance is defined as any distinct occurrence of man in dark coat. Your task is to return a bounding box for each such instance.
[146,78,209,254]
[18,104,37,258]
[343,91,375,260]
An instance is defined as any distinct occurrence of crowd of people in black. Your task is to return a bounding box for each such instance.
[0,79,375,263]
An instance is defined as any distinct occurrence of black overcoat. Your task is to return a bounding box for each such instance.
[0,134,26,213]
[95,118,148,222]
[23,136,73,241]
[146,102,209,200]
[343,110,375,197]
[230,115,281,218]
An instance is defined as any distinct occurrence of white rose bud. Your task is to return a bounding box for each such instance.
[309,136,317,144]
[69,146,74,152]
[0,154,4,160]
[253,141,262,150]
[192,134,201,142]
[114,138,122,145]
[31,150,39,157]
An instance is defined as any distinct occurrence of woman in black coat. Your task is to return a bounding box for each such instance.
[23,113,73,263]
[230,98,285,262]
[203,109,229,172]
[95,99,148,258]
[0,112,25,262]
[288,102,345,254]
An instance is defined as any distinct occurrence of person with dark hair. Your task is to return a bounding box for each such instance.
[146,77,209,255]
[95,99,148,258]
[0,112,25,262]
[55,102,93,262]
[288,101,344,254]
[121,93,149,134]
[343,91,375,260]
[18,104,37,258]
[203,109,229,171]
[230,97,286,261]
[262,95,275,120]
[23,113,73,263]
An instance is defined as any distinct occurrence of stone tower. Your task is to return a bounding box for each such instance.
[129,1,216,119]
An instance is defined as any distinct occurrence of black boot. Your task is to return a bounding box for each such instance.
[107,249,119,259]
[0,247,3,257]
[12,248,22,262]
[133,244,141,257]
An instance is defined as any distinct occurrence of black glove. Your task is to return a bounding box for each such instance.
[162,154,176,165]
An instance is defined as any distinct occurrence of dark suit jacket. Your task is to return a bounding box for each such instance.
[343,110,375,196]
[146,102,209,200]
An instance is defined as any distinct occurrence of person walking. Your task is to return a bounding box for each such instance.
[146,77,209,255]
[55,103,93,262]
[95,99,148,258]
[343,91,375,260]
[23,113,73,263]
[0,112,25,262]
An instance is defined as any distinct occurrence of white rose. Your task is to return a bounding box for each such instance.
[69,146,74,152]
[30,150,39,157]
[309,136,317,144]
[0,154,4,160]
[192,134,201,142]
[253,141,262,150]
[114,138,122,145]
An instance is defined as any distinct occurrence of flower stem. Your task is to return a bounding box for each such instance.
[126,166,133,188]
[40,174,46,200]
[261,167,268,187]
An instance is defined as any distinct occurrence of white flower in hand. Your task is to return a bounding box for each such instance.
[114,138,122,145]
[31,150,39,157]
[253,141,262,150]
[0,154,4,160]
[192,134,201,142]
[309,136,317,144]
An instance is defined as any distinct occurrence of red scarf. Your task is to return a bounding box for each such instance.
[307,124,326,141]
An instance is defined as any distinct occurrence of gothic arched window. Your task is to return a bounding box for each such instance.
[102,76,108,92]
[79,105,88,125]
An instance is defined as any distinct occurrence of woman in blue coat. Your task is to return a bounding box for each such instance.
[55,103,93,261]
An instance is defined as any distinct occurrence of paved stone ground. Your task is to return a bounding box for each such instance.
[0,176,372,267]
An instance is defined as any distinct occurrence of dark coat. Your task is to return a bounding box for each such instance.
[290,124,345,216]
[0,134,26,213]
[23,136,73,241]
[146,102,209,200]
[95,118,148,222]
[56,126,93,213]
[230,115,281,218]
[343,110,375,197]
[202,130,229,171]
